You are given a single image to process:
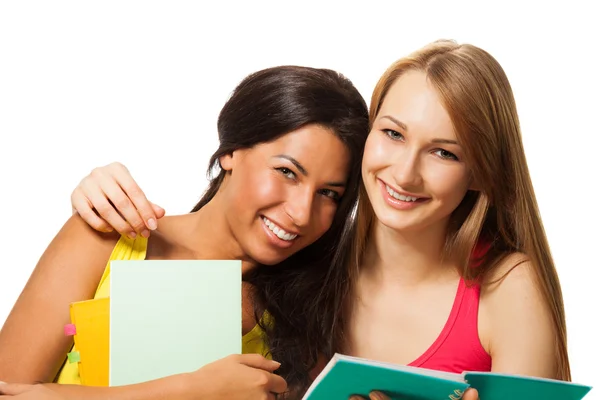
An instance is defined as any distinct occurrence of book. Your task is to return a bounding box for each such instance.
[109,259,242,386]
[302,353,593,400]
[68,297,110,386]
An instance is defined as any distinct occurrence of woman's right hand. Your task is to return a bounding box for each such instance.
[71,162,165,238]
[184,354,287,400]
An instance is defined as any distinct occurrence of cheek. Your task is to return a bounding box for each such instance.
[233,171,285,211]
[429,168,471,204]
[362,132,388,174]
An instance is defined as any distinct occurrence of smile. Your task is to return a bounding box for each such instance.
[385,184,420,202]
[262,217,298,241]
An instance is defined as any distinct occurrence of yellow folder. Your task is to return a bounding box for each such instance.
[69,297,110,386]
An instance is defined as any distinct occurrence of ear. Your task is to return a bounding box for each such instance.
[219,153,235,171]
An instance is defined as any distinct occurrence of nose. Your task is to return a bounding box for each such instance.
[391,150,423,189]
[284,187,314,228]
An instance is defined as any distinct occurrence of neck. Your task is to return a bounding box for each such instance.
[178,193,258,275]
[361,219,454,285]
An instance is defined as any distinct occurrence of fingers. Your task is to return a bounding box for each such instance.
[71,162,164,238]
[230,354,287,394]
[369,391,390,400]
[71,189,113,232]
[348,391,388,400]
[235,354,282,372]
[79,176,136,237]
[151,202,166,219]
[463,388,479,400]
[266,372,287,394]
[95,171,148,236]
[111,168,160,232]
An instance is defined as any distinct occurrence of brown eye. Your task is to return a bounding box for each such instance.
[276,167,296,179]
[434,149,459,161]
[318,189,341,202]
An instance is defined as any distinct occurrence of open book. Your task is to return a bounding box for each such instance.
[302,354,592,400]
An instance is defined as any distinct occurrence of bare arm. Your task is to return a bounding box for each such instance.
[0,215,286,399]
[0,214,118,383]
[0,375,187,400]
[480,254,558,378]
[0,354,286,400]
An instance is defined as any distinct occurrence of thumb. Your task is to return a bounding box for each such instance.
[0,382,32,395]
[463,388,479,400]
[151,202,166,219]
[237,354,281,372]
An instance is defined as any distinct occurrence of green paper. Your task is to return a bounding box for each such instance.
[67,351,80,363]
[109,260,242,386]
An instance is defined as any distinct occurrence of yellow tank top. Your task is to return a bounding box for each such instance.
[55,236,269,385]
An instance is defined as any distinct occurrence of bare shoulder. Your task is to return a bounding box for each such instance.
[481,251,536,296]
[479,252,557,378]
[36,213,122,275]
[146,214,199,259]
[58,212,122,252]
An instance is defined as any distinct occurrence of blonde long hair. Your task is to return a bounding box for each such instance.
[351,40,570,380]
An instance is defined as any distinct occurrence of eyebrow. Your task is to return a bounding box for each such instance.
[380,115,459,145]
[381,115,408,131]
[432,138,459,145]
[274,155,346,187]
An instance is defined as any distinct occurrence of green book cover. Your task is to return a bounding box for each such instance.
[464,372,592,400]
[109,259,242,386]
[303,354,469,400]
[303,354,593,400]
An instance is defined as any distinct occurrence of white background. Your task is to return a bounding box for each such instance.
[1,0,598,396]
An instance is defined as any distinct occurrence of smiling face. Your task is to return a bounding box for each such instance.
[361,70,473,234]
[219,123,351,265]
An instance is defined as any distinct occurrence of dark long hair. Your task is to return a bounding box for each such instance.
[191,66,369,395]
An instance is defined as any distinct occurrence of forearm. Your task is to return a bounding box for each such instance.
[41,373,190,400]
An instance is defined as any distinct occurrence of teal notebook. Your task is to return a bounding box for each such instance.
[303,354,593,400]
[109,260,242,386]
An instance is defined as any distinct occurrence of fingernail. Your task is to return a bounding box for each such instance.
[147,218,157,230]
[271,360,281,367]
[0,380,5,384]
[128,232,137,239]
[141,229,150,238]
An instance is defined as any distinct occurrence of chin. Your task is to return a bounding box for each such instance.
[375,212,424,233]
[250,251,291,267]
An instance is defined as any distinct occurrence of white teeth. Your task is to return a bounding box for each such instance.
[385,185,419,202]
[262,217,298,241]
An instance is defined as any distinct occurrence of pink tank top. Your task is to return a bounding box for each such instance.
[407,276,491,373]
